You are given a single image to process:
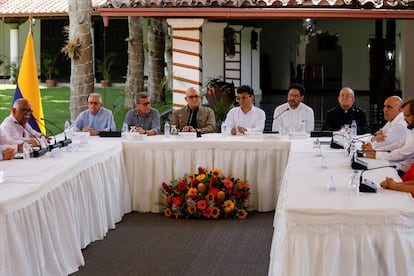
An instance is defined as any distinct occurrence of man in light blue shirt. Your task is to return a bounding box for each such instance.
[73,93,116,136]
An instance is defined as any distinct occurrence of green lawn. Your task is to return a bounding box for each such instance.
[0,85,129,135]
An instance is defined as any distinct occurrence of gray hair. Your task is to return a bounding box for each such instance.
[13,98,28,108]
[88,93,102,103]
[135,92,149,104]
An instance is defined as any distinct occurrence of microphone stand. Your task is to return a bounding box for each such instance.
[359,165,397,193]
[14,121,48,157]
[34,117,62,151]
[41,117,72,147]
[273,108,289,135]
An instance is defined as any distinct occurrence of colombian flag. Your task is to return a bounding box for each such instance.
[13,31,45,134]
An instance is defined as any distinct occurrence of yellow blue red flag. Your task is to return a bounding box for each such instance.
[13,32,45,134]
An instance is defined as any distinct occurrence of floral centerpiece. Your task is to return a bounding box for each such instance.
[161,167,250,219]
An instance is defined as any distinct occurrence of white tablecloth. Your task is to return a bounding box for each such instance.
[122,133,291,212]
[269,139,414,276]
[0,138,131,276]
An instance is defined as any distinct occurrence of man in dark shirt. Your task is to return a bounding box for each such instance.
[322,87,370,134]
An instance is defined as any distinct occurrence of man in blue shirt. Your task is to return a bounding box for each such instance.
[72,93,116,136]
[124,92,160,135]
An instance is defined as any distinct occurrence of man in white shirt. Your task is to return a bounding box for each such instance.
[363,98,414,173]
[272,83,314,133]
[0,98,42,146]
[224,85,266,135]
[371,96,407,149]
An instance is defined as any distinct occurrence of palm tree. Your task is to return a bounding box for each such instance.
[67,0,94,121]
[148,17,167,103]
[124,16,145,109]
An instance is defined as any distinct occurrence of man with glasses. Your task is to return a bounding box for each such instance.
[322,87,370,134]
[124,92,160,135]
[171,87,215,133]
[363,99,414,174]
[224,85,265,135]
[0,98,42,145]
[72,93,116,136]
[272,83,314,133]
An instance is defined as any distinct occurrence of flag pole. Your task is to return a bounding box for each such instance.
[29,15,33,34]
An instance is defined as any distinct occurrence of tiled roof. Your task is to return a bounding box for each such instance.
[0,0,107,17]
[102,0,414,8]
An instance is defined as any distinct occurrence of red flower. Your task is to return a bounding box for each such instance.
[210,176,217,186]
[224,177,233,189]
[234,191,241,199]
[197,200,207,210]
[209,187,220,196]
[190,179,200,187]
[173,196,183,207]
[166,195,172,204]
[198,167,208,174]
[162,182,170,192]
[242,192,249,199]
[177,181,188,191]
[203,207,213,218]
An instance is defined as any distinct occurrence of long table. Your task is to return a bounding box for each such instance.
[122,133,291,212]
[268,139,414,275]
[0,138,131,276]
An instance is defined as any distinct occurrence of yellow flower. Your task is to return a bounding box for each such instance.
[186,173,195,182]
[237,209,248,219]
[164,208,172,217]
[211,207,220,219]
[224,200,235,213]
[211,168,222,177]
[196,174,206,181]
[188,205,197,214]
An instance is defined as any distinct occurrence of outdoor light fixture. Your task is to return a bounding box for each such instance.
[385,49,395,61]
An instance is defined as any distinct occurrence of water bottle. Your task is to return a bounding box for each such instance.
[349,170,360,197]
[23,138,31,160]
[164,121,170,137]
[351,120,357,137]
[349,140,357,157]
[121,122,129,134]
[64,120,70,133]
[221,123,227,137]
[298,120,306,133]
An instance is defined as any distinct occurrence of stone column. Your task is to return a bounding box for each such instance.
[9,23,19,84]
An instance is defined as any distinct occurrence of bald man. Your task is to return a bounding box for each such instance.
[371,96,407,149]
[171,87,216,133]
[322,87,370,134]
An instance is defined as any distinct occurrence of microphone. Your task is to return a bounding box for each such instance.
[33,117,61,151]
[14,121,48,157]
[273,108,289,120]
[359,165,398,193]
[40,117,72,147]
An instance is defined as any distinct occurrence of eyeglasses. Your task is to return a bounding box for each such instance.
[288,93,301,98]
[236,95,251,102]
[139,102,151,106]
[20,108,32,113]
[340,95,354,99]
[88,101,101,105]
[186,95,200,99]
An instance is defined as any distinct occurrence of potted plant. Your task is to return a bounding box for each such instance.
[96,53,116,87]
[204,78,236,128]
[41,52,60,87]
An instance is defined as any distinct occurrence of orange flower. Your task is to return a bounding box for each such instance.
[187,205,197,214]
[164,208,172,217]
[203,207,213,218]
[237,209,248,219]
[237,179,248,190]
[187,188,198,198]
[198,183,206,193]
[211,168,222,177]
[217,191,226,201]
[186,173,195,182]
[211,207,220,219]
[173,196,183,207]
[224,200,235,213]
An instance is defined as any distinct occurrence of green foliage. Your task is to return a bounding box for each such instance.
[41,52,60,80]
[96,53,116,81]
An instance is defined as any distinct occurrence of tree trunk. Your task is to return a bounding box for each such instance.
[148,17,166,103]
[68,0,94,121]
[124,16,144,109]
[165,21,173,97]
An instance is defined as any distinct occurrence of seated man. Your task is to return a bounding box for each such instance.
[223,85,266,135]
[371,96,407,149]
[171,87,216,133]
[72,93,116,136]
[322,87,370,134]
[124,92,160,135]
[272,83,314,133]
[0,98,42,146]
[362,99,414,173]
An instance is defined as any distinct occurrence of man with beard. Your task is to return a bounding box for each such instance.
[362,99,414,174]
[272,83,314,133]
